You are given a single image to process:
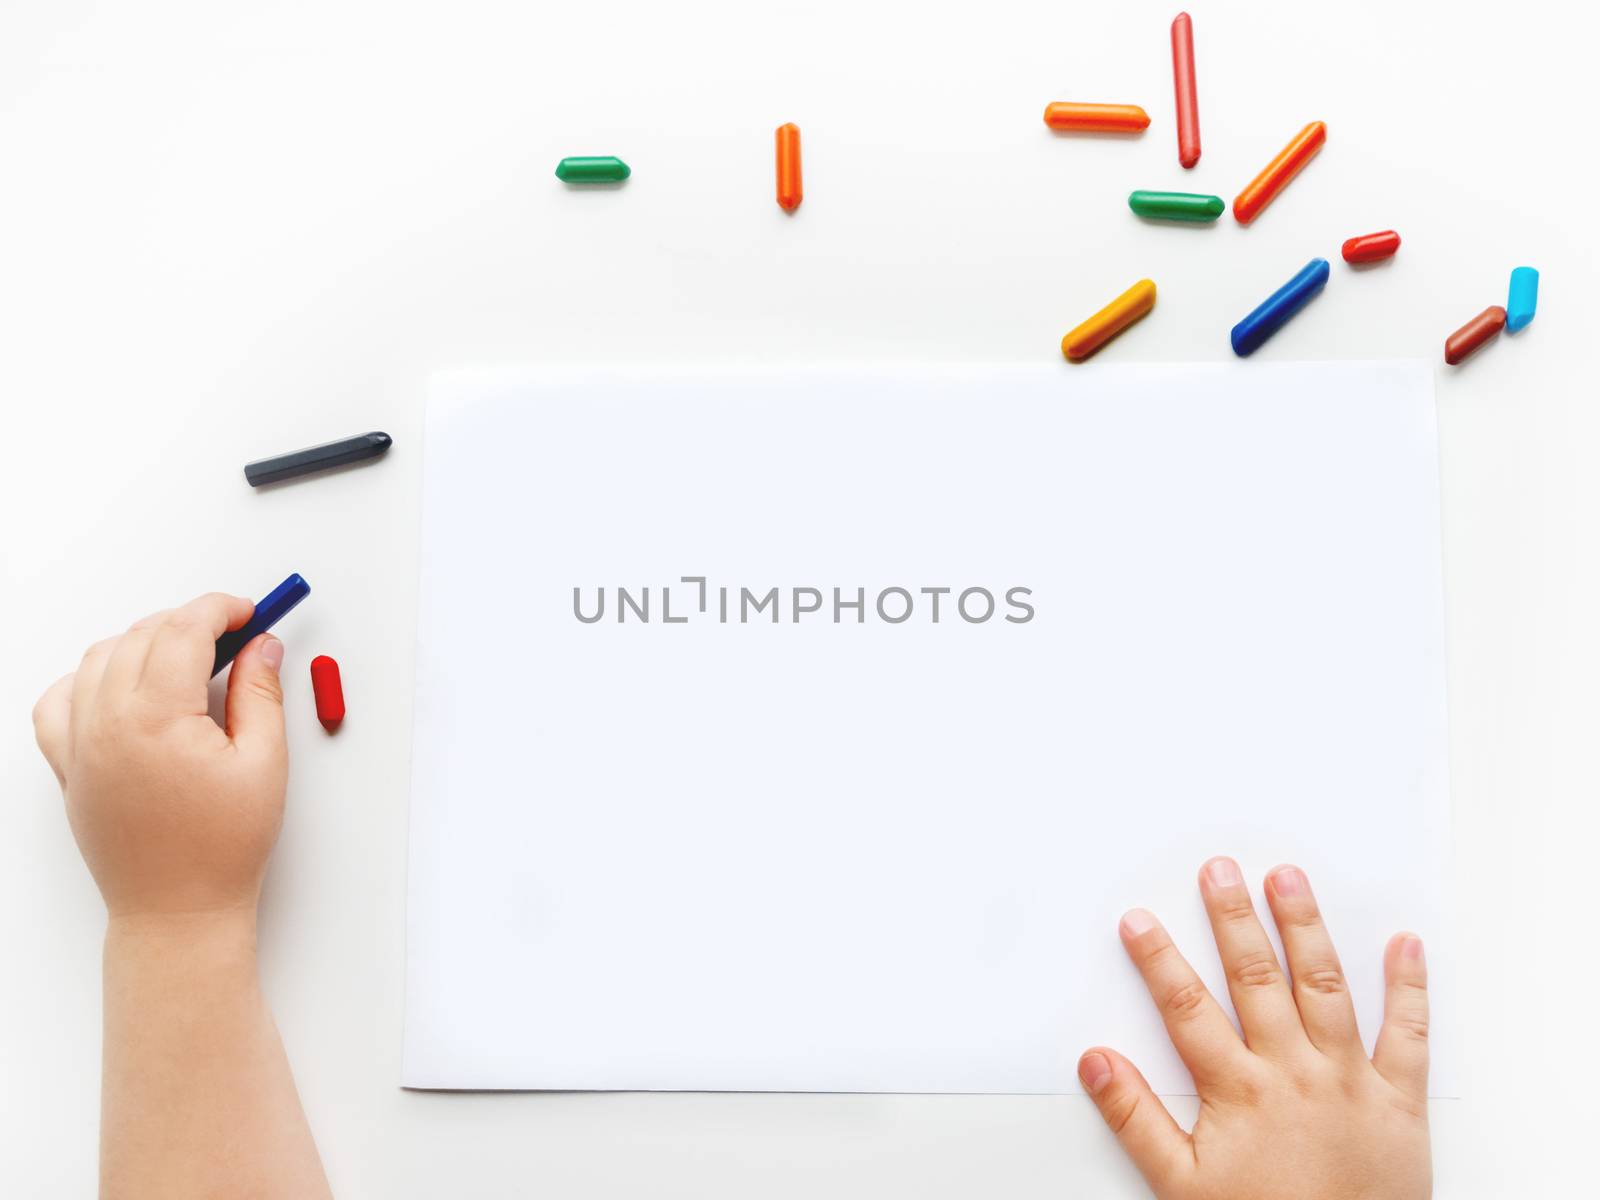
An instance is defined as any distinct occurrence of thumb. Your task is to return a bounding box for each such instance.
[1078,1047,1192,1195]
[225,634,287,754]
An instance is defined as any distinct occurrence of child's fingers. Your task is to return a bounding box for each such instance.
[224,635,286,760]
[1372,932,1429,1103]
[1198,856,1304,1055]
[98,609,173,702]
[140,594,254,712]
[1077,1047,1192,1194]
[1120,908,1254,1092]
[32,673,74,784]
[69,637,118,741]
[1263,865,1363,1059]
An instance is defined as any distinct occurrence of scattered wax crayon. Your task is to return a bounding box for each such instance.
[1506,267,1539,332]
[212,574,310,678]
[1230,258,1330,357]
[775,123,803,212]
[1043,103,1150,133]
[1129,190,1223,222]
[310,655,345,731]
[1233,121,1326,224]
[1171,13,1201,168]
[555,156,631,183]
[1061,279,1157,361]
[1445,306,1506,365]
[1341,231,1401,264]
[244,431,391,487]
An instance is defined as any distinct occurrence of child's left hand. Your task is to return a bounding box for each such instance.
[1079,858,1431,1199]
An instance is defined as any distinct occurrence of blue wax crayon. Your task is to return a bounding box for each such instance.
[1506,266,1539,333]
[1230,258,1331,357]
[212,573,310,676]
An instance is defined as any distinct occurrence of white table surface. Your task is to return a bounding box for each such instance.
[2,2,1596,1195]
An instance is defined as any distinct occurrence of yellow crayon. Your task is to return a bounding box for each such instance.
[1061,279,1157,361]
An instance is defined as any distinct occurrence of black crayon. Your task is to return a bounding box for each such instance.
[245,431,392,487]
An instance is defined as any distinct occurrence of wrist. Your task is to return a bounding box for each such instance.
[103,908,264,1057]
[105,908,259,963]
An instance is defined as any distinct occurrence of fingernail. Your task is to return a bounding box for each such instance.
[1270,865,1308,897]
[1205,856,1243,888]
[1078,1051,1113,1095]
[259,636,284,672]
[1402,934,1424,962]
[1120,908,1157,937]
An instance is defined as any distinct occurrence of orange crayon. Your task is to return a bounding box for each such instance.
[775,123,802,212]
[1043,103,1150,133]
[1233,121,1326,224]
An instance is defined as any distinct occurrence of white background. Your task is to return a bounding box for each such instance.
[0,1,1594,1195]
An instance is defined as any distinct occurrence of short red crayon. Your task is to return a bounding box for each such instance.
[1341,230,1401,264]
[310,655,345,731]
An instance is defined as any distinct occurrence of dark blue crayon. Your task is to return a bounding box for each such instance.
[1230,258,1330,357]
[211,573,310,677]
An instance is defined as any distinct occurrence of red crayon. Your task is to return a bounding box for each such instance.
[310,655,345,731]
[1342,230,1401,264]
[1171,13,1200,168]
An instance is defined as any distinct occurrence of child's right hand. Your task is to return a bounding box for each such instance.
[33,594,331,1198]
[31,593,289,925]
[1079,858,1431,1199]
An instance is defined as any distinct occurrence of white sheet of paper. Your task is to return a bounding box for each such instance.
[404,364,1455,1096]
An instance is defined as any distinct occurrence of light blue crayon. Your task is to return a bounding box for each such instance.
[1506,267,1539,333]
